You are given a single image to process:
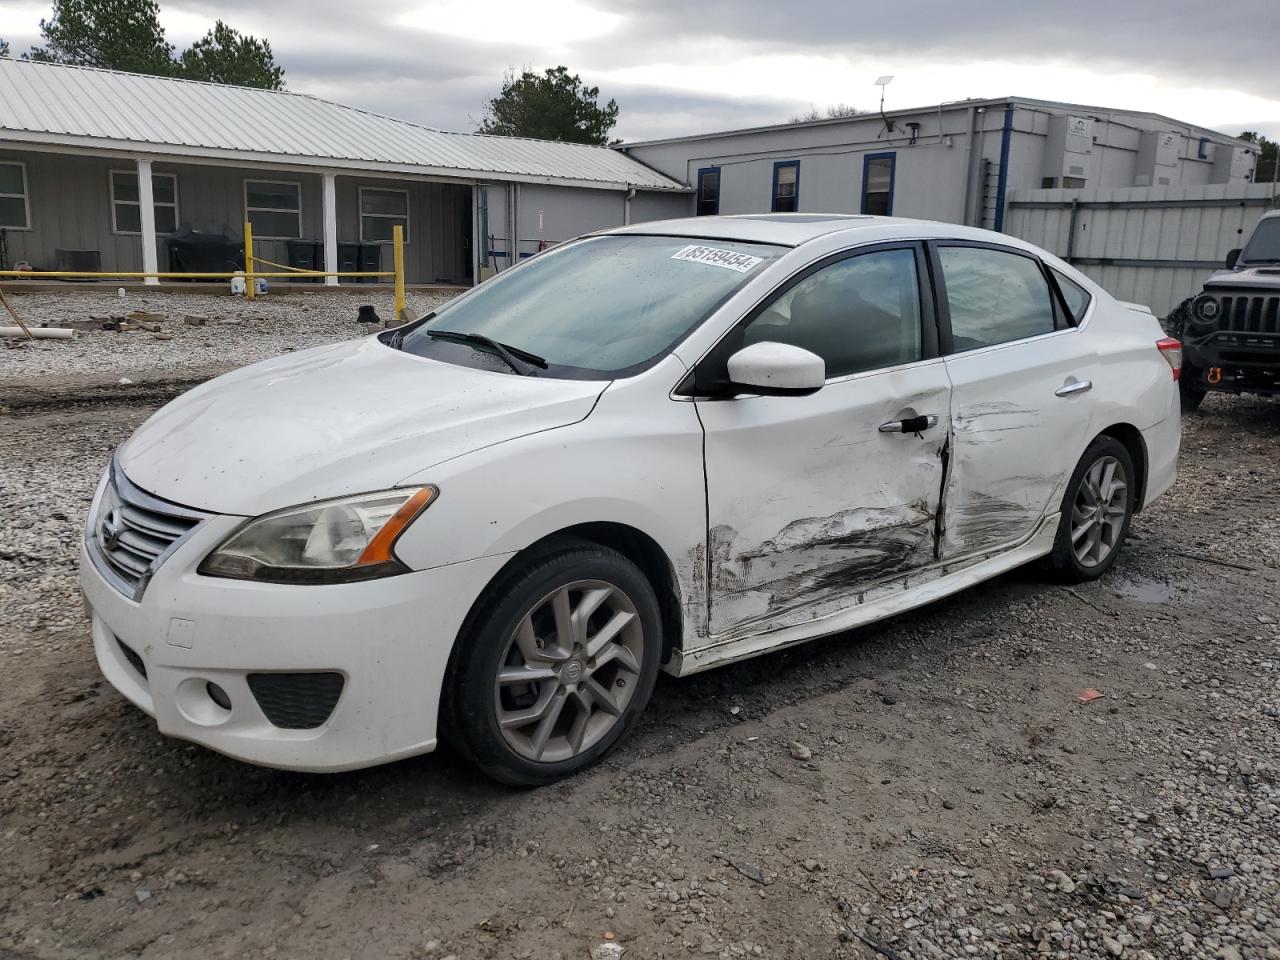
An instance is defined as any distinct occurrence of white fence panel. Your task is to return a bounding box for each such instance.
[1006,183,1280,317]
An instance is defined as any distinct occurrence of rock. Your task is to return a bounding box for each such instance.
[801,859,820,872]
[118,377,133,384]
[1102,936,1123,956]
[591,943,624,960]
[183,315,208,326]
[942,799,956,810]
[134,888,152,903]
[788,741,812,761]
[1048,870,1076,893]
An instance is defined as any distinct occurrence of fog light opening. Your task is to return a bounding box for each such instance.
[206,681,232,710]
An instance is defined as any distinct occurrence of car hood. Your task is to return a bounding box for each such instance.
[1204,266,1280,290]
[119,337,607,516]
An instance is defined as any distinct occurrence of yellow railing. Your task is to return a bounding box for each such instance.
[0,223,408,317]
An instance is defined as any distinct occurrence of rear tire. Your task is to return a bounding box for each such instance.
[445,539,662,786]
[1048,437,1136,583]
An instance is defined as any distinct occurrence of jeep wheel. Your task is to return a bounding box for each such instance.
[1180,364,1207,413]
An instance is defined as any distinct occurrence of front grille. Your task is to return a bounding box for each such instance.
[1217,294,1280,334]
[247,672,345,729]
[91,464,207,598]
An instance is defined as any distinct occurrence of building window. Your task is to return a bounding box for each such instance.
[110,170,178,235]
[861,153,895,216]
[359,187,410,243]
[772,161,799,213]
[245,180,301,239]
[696,167,720,216]
[0,161,30,229]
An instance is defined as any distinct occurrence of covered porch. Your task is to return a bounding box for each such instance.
[0,145,475,287]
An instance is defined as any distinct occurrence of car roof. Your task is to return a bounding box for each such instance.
[603,213,1023,249]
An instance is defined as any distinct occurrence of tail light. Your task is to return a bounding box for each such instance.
[1156,337,1182,381]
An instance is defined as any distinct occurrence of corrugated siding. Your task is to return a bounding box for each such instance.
[0,59,684,191]
[336,177,470,284]
[1006,183,1280,317]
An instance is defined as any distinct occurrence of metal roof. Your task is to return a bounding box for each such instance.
[619,96,1252,151]
[0,58,684,191]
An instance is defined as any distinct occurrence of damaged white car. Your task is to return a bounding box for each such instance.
[81,215,1182,784]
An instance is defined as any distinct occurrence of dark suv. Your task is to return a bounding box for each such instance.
[1168,210,1280,411]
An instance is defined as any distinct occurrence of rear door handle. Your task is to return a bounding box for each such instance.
[879,414,939,434]
[1055,379,1093,397]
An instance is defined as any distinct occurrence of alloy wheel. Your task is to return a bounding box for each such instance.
[493,579,645,763]
[1070,455,1128,568]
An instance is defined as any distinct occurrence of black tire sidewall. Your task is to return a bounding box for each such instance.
[1050,437,1136,582]
[449,543,663,786]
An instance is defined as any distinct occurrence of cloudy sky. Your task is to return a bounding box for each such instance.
[3,0,1278,143]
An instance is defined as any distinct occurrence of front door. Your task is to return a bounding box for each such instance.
[695,243,952,642]
[931,242,1098,558]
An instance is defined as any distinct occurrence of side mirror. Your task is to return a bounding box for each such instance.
[1226,248,1241,269]
[725,341,825,396]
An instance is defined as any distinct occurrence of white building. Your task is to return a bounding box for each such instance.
[617,97,1257,230]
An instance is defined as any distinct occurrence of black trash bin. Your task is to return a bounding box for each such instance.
[286,239,323,283]
[357,243,382,285]
[166,227,243,279]
[336,242,360,284]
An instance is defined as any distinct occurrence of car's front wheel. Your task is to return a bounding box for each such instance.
[446,540,662,786]
[1048,436,1136,582]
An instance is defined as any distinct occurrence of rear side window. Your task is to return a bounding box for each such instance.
[742,248,923,378]
[938,246,1055,352]
[1052,268,1092,324]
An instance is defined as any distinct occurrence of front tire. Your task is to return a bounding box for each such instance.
[446,540,663,786]
[1048,437,1136,583]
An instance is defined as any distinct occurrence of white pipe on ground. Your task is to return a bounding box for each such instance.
[0,326,75,339]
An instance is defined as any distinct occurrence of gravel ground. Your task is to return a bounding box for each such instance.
[0,377,1277,959]
[0,288,459,395]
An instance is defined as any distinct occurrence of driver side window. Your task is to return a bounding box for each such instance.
[742,248,923,379]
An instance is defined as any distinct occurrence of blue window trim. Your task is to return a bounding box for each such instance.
[860,152,896,215]
[696,166,721,215]
[993,104,1014,232]
[771,160,800,212]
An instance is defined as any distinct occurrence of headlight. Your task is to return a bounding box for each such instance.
[1191,295,1220,326]
[199,487,437,584]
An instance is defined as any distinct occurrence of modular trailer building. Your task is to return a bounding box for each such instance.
[617,98,1257,229]
[0,58,688,286]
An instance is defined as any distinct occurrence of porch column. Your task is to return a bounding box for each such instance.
[322,172,339,287]
[136,158,159,284]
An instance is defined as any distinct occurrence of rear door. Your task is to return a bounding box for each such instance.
[931,241,1098,559]
[694,242,952,642]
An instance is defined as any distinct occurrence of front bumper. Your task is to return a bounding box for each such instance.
[80,517,511,773]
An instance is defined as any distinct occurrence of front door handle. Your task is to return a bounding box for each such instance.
[1055,379,1093,397]
[879,414,939,434]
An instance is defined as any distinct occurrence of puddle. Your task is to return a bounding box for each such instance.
[1110,575,1177,604]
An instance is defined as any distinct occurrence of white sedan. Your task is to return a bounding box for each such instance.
[80,215,1182,784]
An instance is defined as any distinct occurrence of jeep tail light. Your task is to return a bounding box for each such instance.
[1156,337,1182,381]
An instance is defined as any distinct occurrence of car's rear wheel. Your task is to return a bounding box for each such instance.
[446,540,662,786]
[1048,437,1136,582]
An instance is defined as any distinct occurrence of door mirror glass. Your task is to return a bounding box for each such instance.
[726,341,825,396]
[1226,248,1241,269]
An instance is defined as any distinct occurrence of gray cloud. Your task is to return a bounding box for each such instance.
[3,0,1275,142]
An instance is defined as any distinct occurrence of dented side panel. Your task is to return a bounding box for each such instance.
[695,361,952,644]
[940,332,1098,559]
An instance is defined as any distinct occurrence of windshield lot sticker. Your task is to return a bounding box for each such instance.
[671,245,764,273]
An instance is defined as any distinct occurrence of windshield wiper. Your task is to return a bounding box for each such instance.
[424,329,546,376]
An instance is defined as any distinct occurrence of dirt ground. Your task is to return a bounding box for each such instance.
[0,382,1277,960]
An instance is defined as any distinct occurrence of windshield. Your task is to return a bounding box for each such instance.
[396,234,785,378]
[1241,218,1280,264]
